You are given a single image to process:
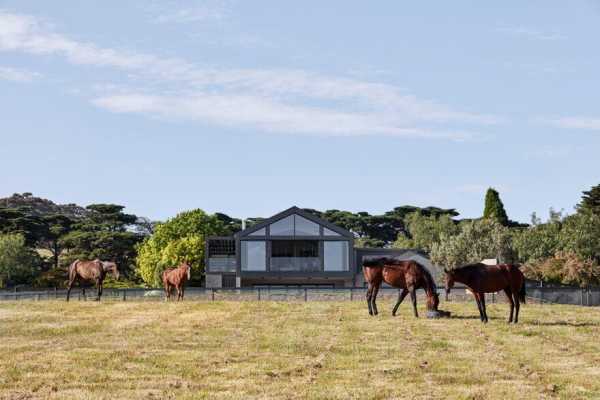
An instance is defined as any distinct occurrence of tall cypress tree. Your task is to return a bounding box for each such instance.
[578,184,600,216]
[483,188,509,226]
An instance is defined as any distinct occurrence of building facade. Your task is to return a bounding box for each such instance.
[205,206,441,288]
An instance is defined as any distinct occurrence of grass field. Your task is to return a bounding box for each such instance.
[1,300,600,400]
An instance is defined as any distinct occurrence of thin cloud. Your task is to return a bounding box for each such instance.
[0,10,500,139]
[0,65,40,82]
[544,117,600,131]
[496,26,566,41]
[144,0,230,24]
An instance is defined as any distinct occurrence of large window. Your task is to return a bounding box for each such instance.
[294,215,320,236]
[269,215,294,235]
[324,241,349,271]
[241,241,266,271]
[271,240,320,272]
[269,214,320,236]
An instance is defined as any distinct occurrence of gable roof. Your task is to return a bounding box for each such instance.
[236,206,354,238]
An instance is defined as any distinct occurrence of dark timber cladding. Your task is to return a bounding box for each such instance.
[205,206,442,288]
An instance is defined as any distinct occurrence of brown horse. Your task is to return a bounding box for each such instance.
[66,259,120,301]
[162,262,192,301]
[363,258,440,318]
[445,263,526,324]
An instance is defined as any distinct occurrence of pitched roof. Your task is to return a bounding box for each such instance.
[236,206,353,238]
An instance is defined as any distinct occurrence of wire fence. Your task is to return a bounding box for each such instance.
[1,285,599,306]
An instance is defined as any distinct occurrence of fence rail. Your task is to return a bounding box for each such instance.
[1,286,599,306]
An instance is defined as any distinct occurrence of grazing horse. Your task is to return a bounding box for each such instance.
[445,263,526,324]
[363,258,440,318]
[66,259,120,301]
[162,262,192,301]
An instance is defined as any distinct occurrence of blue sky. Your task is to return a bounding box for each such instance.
[1,1,599,222]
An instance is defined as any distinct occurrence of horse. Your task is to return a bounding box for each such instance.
[162,262,192,301]
[66,259,120,301]
[444,263,526,324]
[363,257,440,318]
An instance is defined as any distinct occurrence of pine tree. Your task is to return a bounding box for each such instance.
[483,188,509,226]
[578,184,600,216]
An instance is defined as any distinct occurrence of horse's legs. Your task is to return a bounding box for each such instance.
[371,284,380,316]
[82,285,87,301]
[181,286,185,300]
[409,286,418,318]
[176,286,182,301]
[479,293,488,323]
[165,284,171,301]
[504,288,514,323]
[97,279,103,301]
[513,292,521,324]
[366,284,374,316]
[66,278,75,302]
[473,292,484,321]
[392,288,409,316]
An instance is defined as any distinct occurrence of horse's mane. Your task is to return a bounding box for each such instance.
[416,261,437,293]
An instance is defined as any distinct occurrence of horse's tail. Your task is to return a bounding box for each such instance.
[519,280,526,304]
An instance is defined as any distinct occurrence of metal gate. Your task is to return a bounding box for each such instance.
[222,274,237,288]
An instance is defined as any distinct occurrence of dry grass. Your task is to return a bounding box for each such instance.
[1,299,600,399]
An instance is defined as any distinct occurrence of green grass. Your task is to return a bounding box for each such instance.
[1,300,600,399]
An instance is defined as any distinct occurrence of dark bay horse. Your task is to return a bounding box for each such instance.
[363,258,440,318]
[66,259,120,301]
[162,262,192,301]
[445,263,526,324]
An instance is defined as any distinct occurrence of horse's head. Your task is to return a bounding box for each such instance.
[182,261,191,280]
[444,268,455,301]
[427,291,440,311]
[103,261,120,280]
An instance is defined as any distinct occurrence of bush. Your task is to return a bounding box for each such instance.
[522,251,600,287]
[0,233,42,288]
[430,219,514,269]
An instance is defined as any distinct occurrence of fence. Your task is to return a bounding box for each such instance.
[1,285,599,306]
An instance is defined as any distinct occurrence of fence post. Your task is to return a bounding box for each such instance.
[257,288,261,301]
[122,290,127,302]
[304,288,308,302]
[350,288,354,301]
[492,292,495,303]
[211,288,215,301]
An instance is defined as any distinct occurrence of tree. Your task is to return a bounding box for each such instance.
[483,188,509,226]
[430,219,514,269]
[393,212,459,253]
[578,183,600,216]
[39,214,73,270]
[0,234,41,288]
[136,209,228,287]
[60,204,143,276]
[513,209,563,264]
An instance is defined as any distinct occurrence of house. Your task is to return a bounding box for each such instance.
[205,206,441,288]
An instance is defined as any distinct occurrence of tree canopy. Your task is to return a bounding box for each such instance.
[483,188,509,226]
[136,209,228,287]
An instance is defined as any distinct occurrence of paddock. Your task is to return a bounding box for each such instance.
[1,300,600,399]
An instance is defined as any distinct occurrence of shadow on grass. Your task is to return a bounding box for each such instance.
[447,314,600,327]
[525,320,600,327]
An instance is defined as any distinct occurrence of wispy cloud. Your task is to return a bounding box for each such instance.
[0,10,500,139]
[144,0,230,24]
[0,65,40,82]
[496,26,566,41]
[542,117,600,131]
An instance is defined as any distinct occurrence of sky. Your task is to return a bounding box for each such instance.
[1,1,599,223]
